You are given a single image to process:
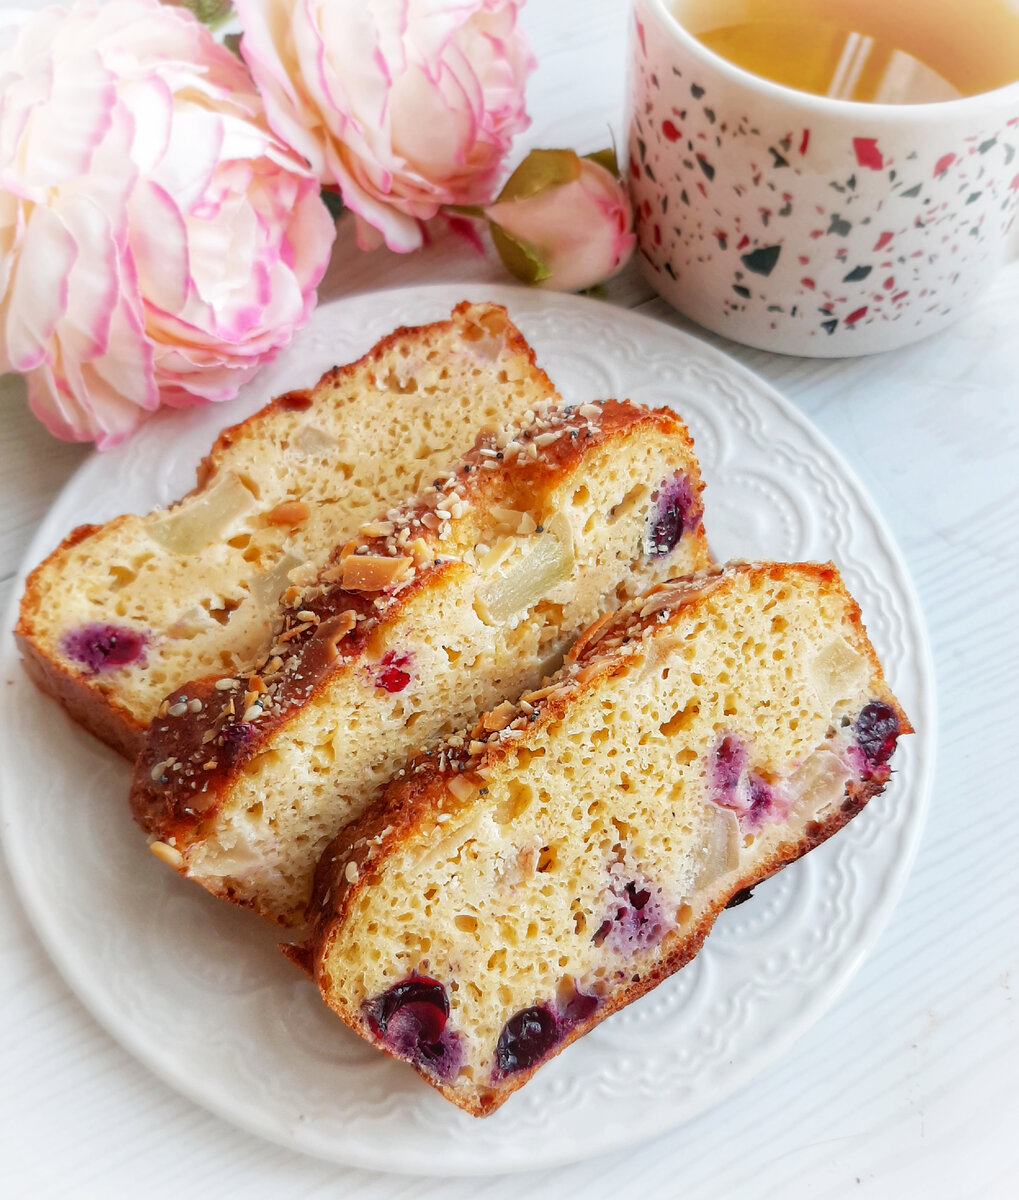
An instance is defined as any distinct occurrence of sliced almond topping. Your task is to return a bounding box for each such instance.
[359,520,395,538]
[344,860,359,884]
[490,504,524,533]
[408,538,433,568]
[447,775,476,802]
[318,609,358,659]
[150,841,184,869]
[264,500,311,527]
[575,662,604,685]
[340,553,413,592]
[150,758,174,781]
[567,610,616,663]
[483,700,518,733]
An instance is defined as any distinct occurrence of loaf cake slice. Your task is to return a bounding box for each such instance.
[131,399,712,926]
[16,303,558,758]
[300,561,910,1116]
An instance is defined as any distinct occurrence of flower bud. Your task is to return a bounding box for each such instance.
[484,149,636,291]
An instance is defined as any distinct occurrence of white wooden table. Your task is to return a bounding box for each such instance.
[2,2,1017,1196]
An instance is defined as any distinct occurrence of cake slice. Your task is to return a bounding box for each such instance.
[299,561,910,1116]
[16,302,558,758]
[131,399,712,926]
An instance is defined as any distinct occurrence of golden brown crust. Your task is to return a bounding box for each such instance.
[130,400,707,848]
[15,518,147,759]
[14,629,146,760]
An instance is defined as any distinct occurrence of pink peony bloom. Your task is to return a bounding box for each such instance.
[484,150,636,292]
[235,0,535,253]
[0,0,335,448]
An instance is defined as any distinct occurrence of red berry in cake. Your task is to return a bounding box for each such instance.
[558,984,599,1030]
[743,773,778,830]
[593,877,670,952]
[709,734,790,829]
[61,623,147,674]
[711,733,748,795]
[375,650,412,693]
[221,721,257,759]
[855,701,900,768]
[645,472,700,557]
[365,976,461,1081]
[496,1004,558,1074]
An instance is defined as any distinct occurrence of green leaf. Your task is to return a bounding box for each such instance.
[584,147,620,177]
[495,149,582,204]
[320,189,345,220]
[490,224,551,286]
[161,0,235,30]
[222,31,243,59]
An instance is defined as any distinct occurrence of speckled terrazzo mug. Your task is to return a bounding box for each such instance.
[627,0,1019,355]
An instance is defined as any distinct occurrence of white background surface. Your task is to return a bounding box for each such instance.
[0,1,1017,1197]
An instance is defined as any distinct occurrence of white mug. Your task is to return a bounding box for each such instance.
[627,0,1019,355]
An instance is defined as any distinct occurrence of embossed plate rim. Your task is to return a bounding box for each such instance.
[0,284,935,1174]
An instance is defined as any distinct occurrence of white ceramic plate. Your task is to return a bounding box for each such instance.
[0,285,934,1175]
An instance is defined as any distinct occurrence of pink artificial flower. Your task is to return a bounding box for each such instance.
[484,150,636,292]
[235,0,535,253]
[0,0,335,448]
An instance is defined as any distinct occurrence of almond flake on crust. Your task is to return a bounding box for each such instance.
[340,554,413,592]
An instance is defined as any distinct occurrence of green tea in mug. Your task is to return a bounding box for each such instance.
[673,0,1019,103]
